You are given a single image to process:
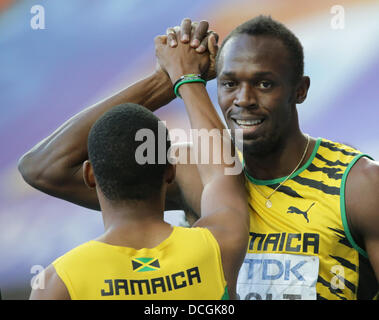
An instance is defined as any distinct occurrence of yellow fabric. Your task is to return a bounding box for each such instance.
[237,138,376,300]
[52,226,228,300]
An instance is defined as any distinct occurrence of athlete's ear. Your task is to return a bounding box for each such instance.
[295,76,310,104]
[83,160,96,189]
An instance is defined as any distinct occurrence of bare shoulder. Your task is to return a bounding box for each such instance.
[346,156,379,207]
[346,156,379,237]
[29,264,70,300]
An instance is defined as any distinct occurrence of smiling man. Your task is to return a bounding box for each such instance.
[216,33,307,158]
[213,17,379,300]
[19,16,379,300]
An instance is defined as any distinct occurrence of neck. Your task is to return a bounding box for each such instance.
[97,194,171,248]
[103,198,165,228]
[244,131,313,180]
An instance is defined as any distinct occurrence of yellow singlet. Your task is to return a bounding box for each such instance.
[52,226,228,300]
[237,138,378,300]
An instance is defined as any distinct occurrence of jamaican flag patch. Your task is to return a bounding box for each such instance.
[132,257,160,272]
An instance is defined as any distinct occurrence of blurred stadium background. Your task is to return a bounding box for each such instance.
[0,0,378,299]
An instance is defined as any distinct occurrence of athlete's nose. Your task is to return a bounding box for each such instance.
[233,83,257,109]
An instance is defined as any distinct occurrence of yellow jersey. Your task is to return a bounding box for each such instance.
[237,138,378,300]
[52,226,228,300]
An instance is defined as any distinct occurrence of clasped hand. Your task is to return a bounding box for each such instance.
[154,18,219,84]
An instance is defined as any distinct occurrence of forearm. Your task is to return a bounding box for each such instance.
[19,70,175,184]
[178,83,235,184]
[179,82,223,132]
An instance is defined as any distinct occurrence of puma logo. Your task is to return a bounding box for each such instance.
[287,202,315,223]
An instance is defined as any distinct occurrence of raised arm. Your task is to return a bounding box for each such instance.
[155,27,249,299]
[18,21,212,214]
[18,69,175,210]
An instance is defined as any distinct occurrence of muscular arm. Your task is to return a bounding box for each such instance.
[346,157,379,283]
[18,70,179,211]
[18,20,213,216]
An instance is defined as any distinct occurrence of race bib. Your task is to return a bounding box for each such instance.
[237,253,319,300]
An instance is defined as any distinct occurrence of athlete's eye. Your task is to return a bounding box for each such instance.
[257,81,272,89]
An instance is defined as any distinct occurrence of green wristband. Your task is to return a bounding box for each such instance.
[173,74,206,98]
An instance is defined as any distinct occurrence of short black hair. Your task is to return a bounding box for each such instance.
[216,15,304,83]
[88,103,171,201]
